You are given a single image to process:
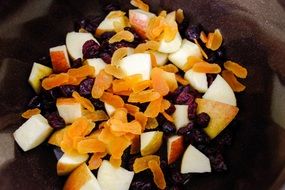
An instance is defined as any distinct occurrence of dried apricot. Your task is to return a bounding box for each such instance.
[176,9,184,24]
[92,70,113,99]
[128,89,161,103]
[67,65,95,78]
[149,52,158,67]
[206,29,223,51]
[130,0,149,12]
[148,160,166,189]
[159,64,179,73]
[183,56,204,72]
[130,135,140,154]
[132,80,152,93]
[42,73,69,90]
[135,112,148,131]
[111,47,129,66]
[145,118,158,129]
[125,104,140,115]
[104,64,126,79]
[200,31,208,43]
[109,119,142,135]
[109,30,134,43]
[72,91,95,112]
[144,97,162,118]
[21,108,41,119]
[83,110,109,122]
[160,99,171,112]
[110,156,122,168]
[162,19,178,42]
[133,155,160,173]
[161,111,174,122]
[134,41,159,53]
[88,153,103,170]
[107,11,125,19]
[224,61,248,78]
[175,74,189,85]
[194,39,208,59]
[108,136,131,159]
[113,108,128,123]
[151,68,169,96]
[192,62,221,74]
[222,70,246,92]
[100,92,125,108]
[77,138,106,154]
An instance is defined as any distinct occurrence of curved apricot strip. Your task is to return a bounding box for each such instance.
[91,70,113,99]
[109,30,134,44]
[72,91,95,112]
[222,70,246,92]
[192,62,221,74]
[133,155,160,173]
[128,89,161,103]
[148,160,166,190]
[151,68,169,96]
[224,61,248,78]
[130,0,149,12]
[100,92,125,108]
[144,97,163,118]
[21,108,41,119]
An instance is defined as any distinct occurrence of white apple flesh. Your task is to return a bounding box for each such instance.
[97,160,134,190]
[203,74,237,106]
[150,51,168,66]
[172,105,190,130]
[140,131,163,156]
[167,135,184,164]
[56,98,82,124]
[181,144,211,174]
[129,9,155,37]
[168,39,202,70]
[28,62,52,94]
[13,114,53,151]
[104,102,116,116]
[158,32,182,53]
[57,153,89,176]
[85,58,107,76]
[184,69,208,93]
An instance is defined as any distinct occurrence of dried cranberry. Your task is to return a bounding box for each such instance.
[71,58,82,68]
[90,98,105,110]
[185,24,202,41]
[175,86,194,104]
[79,78,94,96]
[45,112,65,129]
[99,52,111,64]
[186,128,210,145]
[187,102,197,120]
[177,121,194,136]
[82,40,100,59]
[161,121,176,134]
[165,104,176,115]
[59,85,77,97]
[196,112,210,128]
[27,95,42,109]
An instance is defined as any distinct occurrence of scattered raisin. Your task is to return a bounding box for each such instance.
[79,78,94,96]
[45,112,65,129]
[82,40,100,59]
[196,112,210,128]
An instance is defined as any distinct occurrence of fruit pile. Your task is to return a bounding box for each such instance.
[13,0,248,189]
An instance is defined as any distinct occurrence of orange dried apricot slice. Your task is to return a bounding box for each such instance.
[160,99,171,112]
[206,29,223,51]
[130,0,149,12]
[109,30,134,44]
[162,19,178,42]
[48,127,67,146]
[110,156,122,168]
[175,74,189,85]
[113,90,132,96]
[133,155,160,173]
[183,56,204,71]
[144,96,162,118]
[109,119,142,135]
[72,91,95,112]
[161,111,174,122]
[130,135,140,154]
[146,16,165,41]
[192,62,221,74]
[132,80,152,93]
[67,65,95,78]
[113,108,128,123]
[145,118,159,129]
[77,138,106,154]
[92,70,113,99]
[128,89,161,103]
[88,153,104,170]
[125,104,140,115]
[159,64,179,73]
[100,92,125,108]
[67,117,94,138]
[135,112,148,131]
[112,79,130,92]
[83,110,109,122]
[42,73,69,90]
[21,108,41,119]
[222,70,246,92]
[176,9,184,24]
[148,160,166,190]
[151,68,169,96]
[194,39,208,59]
[104,64,126,79]
[108,136,131,159]
[159,10,167,17]
[200,31,208,43]
[111,47,129,66]
[224,61,248,78]
[134,41,159,53]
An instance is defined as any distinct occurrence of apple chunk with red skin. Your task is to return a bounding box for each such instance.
[50,45,70,73]
[167,135,184,164]
[196,98,239,139]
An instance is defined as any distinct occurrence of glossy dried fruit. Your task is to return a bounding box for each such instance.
[224,61,248,78]
[82,40,100,59]
[146,17,165,41]
[196,112,210,128]
[130,0,149,12]
[221,70,246,92]
[104,64,126,79]
[67,65,95,78]
[135,112,148,131]
[21,108,41,119]
[125,104,140,115]
[144,97,163,118]
[175,74,189,85]
[183,56,204,71]
[148,160,166,190]
[110,118,142,135]
[151,68,169,96]
[132,80,152,93]
[109,30,134,43]
[83,110,109,122]
[79,78,94,96]
[128,89,161,103]
[145,118,159,129]
[107,10,126,19]
[133,155,160,173]
[176,9,184,24]
[92,70,113,98]
[192,62,221,74]
[194,39,208,59]
[45,112,65,129]
[77,138,106,154]
[110,156,122,168]
[100,92,125,108]
[111,47,130,65]
[42,73,70,90]
[88,153,104,170]
[200,31,208,43]
[72,91,95,112]
[134,41,159,53]
[206,29,223,51]
[159,64,179,73]
[161,111,174,122]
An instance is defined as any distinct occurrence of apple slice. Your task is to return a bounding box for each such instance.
[97,160,134,190]
[129,9,156,37]
[168,39,202,70]
[56,98,82,124]
[140,131,163,156]
[63,163,101,190]
[181,144,211,174]
[184,69,208,93]
[84,58,107,76]
[158,32,182,53]
[50,45,71,73]
[66,32,99,60]
[203,74,237,106]
[149,51,168,66]
[104,102,116,116]
[172,105,190,130]
[13,114,53,151]
[119,53,152,80]
[57,153,89,176]
[167,135,184,164]
[28,62,52,94]
[96,11,128,36]
[196,98,239,139]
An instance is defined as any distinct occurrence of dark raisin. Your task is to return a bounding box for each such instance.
[185,24,202,41]
[100,32,116,41]
[130,180,153,190]
[206,74,216,87]
[161,121,176,134]
[196,112,210,128]
[59,85,77,97]
[45,112,65,129]
[127,154,140,171]
[203,148,227,172]
[79,78,94,96]
[165,104,176,115]
[186,128,210,145]
[27,95,42,109]
[166,86,184,103]
[99,52,111,64]
[104,3,120,12]
[90,98,105,110]
[178,20,189,39]
[187,102,197,120]
[176,86,195,104]
[71,58,82,68]
[82,40,100,59]
[177,121,194,136]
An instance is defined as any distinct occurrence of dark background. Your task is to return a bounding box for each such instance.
[0,0,285,189]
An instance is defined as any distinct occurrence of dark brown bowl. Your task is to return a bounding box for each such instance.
[1,0,285,189]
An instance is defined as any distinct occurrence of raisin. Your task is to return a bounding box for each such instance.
[79,78,94,96]
[177,121,194,136]
[45,112,65,129]
[82,40,100,59]
[161,121,176,134]
[196,112,210,128]
[99,52,111,64]
[59,85,77,97]
[90,98,105,110]
[185,24,202,41]
[187,102,197,120]
[70,58,82,68]
[27,95,42,109]
[165,104,176,115]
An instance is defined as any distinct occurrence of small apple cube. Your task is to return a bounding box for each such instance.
[50,45,71,73]
[149,51,168,66]
[56,98,82,124]
[96,11,128,36]
[167,135,184,164]
[28,62,52,94]
[203,74,237,106]
[172,105,190,130]
[64,163,102,190]
[181,144,211,173]
[66,31,99,60]
[13,114,53,151]
[119,53,152,80]
[161,71,178,92]
[140,131,163,156]
[196,98,239,139]
[85,58,107,76]
[129,9,155,37]
[158,32,182,54]
[168,39,202,70]
[97,160,134,190]
[57,153,89,176]
[104,102,116,116]
[184,69,208,93]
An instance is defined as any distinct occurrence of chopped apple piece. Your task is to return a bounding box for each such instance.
[172,105,190,130]
[181,144,211,173]
[149,51,168,66]
[203,75,237,106]
[57,153,89,176]
[56,98,82,124]
[13,114,53,151]
[140,131,163,156]
[167,135,184,164]
[184,69,208,93]
[66,32,99,60]
[168,39,202,70]
[104,102,116,116]
[129,9,155,37]
[28,62,52,94]
[119,53,152,80]
[85,58,107,76]
[97,160,134,190]
[63,163,102,190]
[158,32,182,53]
[196,98,239,139]
[50,45,71,73]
